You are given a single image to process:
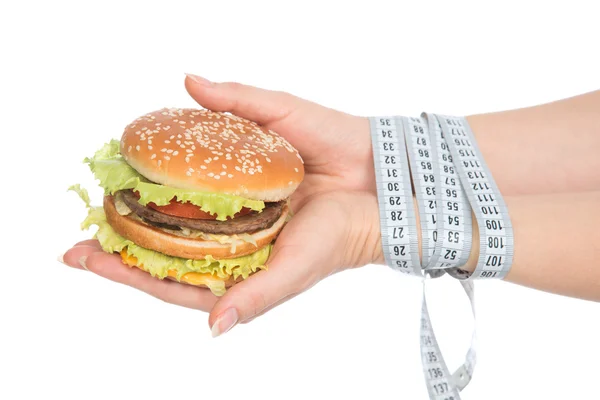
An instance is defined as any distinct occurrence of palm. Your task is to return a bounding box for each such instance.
[270,190,377,282]
[215,190,381,323]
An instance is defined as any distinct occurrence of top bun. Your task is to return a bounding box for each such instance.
[120,108,304,201]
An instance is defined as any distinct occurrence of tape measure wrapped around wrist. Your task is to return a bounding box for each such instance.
[369,114,513,399]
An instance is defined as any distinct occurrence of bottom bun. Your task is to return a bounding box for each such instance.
[104,195,288,259]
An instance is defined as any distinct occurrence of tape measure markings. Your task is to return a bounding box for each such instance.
[369,116,421,276]
[423,114,473,274]
[436,115,514,279]
[370,113,513,399]
[402,116,438,269]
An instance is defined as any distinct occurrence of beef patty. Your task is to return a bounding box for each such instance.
[119,190,286,235]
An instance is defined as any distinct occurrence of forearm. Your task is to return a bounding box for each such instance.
[462,191,600,301]
[467,90,600,195]
[372,191,600,300]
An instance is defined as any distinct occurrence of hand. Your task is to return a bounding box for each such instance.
[182,74,377,209]
[61,77,383,336]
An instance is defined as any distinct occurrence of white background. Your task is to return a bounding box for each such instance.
[1,1,599,399]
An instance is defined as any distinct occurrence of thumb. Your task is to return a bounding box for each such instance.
[208,243,322,338]
[184,73,305,126]
[207,194,353,337]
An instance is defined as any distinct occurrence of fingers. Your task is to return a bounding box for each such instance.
[82,252,218,312]
[207,197,348,336]
[60,241,218,312]
[184,74,303,126]
[62,244,101,270]
[208,243,316,337]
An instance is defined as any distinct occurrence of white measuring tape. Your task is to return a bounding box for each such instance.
[369,114,513,399]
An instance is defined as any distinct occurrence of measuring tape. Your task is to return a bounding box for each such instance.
[369,114,513,399]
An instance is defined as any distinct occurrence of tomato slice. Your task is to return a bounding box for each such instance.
[132,191,252,220]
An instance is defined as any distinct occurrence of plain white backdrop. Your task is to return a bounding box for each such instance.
[1,1,599,399]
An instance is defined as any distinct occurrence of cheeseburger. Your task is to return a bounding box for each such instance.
[71,108,304,295]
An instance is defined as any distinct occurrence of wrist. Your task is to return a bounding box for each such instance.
[346,191,386,267]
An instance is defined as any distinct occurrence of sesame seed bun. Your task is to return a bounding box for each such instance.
[104,195,288,259]
[120,108,304,201]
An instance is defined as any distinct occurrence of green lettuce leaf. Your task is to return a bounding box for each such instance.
[84,140,265,221]
[68,185,271,296]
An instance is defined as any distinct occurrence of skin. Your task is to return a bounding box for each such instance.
[62,80,600,336]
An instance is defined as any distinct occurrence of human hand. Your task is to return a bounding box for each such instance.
[61,77,383,336]
[62,190,382,334]
[183,74,376,208]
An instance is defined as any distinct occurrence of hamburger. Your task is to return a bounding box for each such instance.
[71,108,304,296]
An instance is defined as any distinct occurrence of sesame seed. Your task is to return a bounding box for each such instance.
[208,172,214,177]
[294,168,299,172]
[214,175,220,180]
[173,151,179,156]
[150,154,156,159]
[135,145,140,151]
[164,156,171,160]
[227,174,233,178]
[200,165,207,169]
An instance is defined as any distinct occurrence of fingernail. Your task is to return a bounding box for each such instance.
[185,73,213,87]
[211,308,239,338]
[57,254,66,265]
[78,256,89,271]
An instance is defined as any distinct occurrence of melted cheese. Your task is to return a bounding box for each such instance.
[119,250,228,286]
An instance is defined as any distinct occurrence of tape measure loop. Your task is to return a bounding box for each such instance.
[369,113,512,399]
